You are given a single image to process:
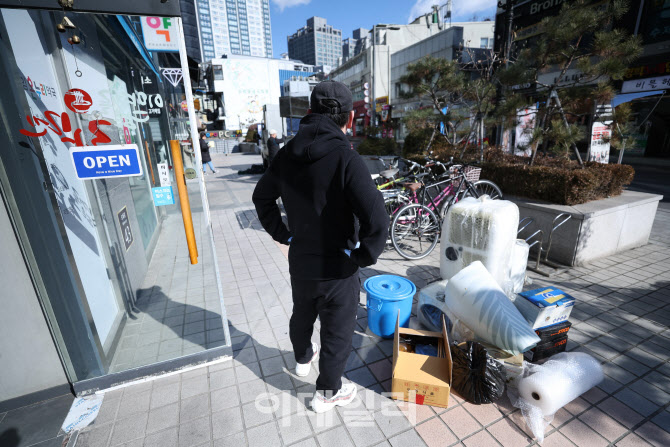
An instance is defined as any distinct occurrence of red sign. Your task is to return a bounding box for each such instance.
[64,88,92,114]
[20,89,111,146]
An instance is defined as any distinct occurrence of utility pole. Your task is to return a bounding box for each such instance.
[496,0,515,148]
[371,24,376,127]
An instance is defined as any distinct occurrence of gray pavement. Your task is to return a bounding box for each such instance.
[75,153,670,447]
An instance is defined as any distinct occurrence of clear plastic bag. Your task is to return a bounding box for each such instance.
[507,352,604,444]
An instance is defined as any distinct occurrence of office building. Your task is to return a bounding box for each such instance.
[196,0,273,60]
[288,17,342,68]
[341,28,369,64]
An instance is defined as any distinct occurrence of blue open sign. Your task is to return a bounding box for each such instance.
[70,145,143,180]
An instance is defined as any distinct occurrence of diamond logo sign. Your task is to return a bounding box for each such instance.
[161,68,183,87]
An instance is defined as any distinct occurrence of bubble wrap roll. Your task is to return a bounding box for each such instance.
[517,352,604,416]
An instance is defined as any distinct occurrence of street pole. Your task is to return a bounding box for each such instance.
[496,0,515,149]
[371,24,376,128]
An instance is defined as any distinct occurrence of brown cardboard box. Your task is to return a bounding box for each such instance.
[392,314,452,408]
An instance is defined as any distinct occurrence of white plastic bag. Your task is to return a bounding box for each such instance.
[440,196,519,287]
[445,261,540,355]
[417,280,475,342]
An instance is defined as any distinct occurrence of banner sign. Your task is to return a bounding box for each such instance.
[71,144,143,179]
[152,186,175,206]
[141,16,179,52]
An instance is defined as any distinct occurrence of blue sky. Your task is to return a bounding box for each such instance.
[269,0,498,58]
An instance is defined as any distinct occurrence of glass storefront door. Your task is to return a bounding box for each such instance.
[0,7,229,388]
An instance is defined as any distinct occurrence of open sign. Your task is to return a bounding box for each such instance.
[70,145,143,180]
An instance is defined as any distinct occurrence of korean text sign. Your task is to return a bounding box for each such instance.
[141,16,179,52]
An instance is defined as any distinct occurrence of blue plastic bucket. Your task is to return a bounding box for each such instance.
[364,275,416,339]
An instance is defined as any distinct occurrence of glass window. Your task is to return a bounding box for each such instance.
[0,8,229,385]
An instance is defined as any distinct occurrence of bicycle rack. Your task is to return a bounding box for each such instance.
[524,213,572,277]
[518,217,534,235]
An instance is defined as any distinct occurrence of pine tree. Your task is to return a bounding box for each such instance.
[498,0,642,165]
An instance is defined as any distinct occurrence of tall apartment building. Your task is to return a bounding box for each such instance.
[287,17,342,68]
[196,0,273,61]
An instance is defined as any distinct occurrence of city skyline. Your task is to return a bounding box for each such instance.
[269,0,497,59]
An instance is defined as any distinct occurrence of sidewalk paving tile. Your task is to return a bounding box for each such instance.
[72,154,670,447]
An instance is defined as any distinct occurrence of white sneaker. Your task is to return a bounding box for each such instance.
[311,383,357,413]
[295,342,318,377]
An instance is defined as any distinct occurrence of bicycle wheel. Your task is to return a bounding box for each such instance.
[391,204,440,260]
[463,180,503,200]
[383,194,411,245]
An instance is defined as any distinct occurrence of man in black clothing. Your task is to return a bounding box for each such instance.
[252,81,388,413]
[266,129,284,164]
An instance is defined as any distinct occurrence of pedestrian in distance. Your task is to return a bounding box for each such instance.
[266,129,285,165]
[252,80,389,413]
[200,133,216,174]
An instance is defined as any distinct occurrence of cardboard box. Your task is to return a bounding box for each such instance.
[392,315,452,408]
[514,287,575,330]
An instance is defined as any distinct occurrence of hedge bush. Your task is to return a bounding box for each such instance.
[479,157,635,205]
[357,137,399,156]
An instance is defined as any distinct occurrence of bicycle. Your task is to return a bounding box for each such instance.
[389,162,503,260]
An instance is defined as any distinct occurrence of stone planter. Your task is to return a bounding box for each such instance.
[239,142,256,153]
[509,191,663,266]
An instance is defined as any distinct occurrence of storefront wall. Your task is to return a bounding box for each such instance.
[0,6,229,401]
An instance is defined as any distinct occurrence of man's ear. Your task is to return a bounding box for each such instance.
[347,110,355,128]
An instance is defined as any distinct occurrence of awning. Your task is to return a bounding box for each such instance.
[117,16,161,79]
[612,90,665,107]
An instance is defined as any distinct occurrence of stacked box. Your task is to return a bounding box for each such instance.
[514,287,575,330]
[525,335,568,362]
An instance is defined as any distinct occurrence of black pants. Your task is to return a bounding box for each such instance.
[289,272,360,395]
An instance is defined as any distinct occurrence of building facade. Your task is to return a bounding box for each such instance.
[341,28,369,65]
[330,14,462,134]
[494,0,670,158]
[288,17,342,68]
[0,3,232,413]
[391,22,495,141]
[196,0,273,61]
[207,55,319,131]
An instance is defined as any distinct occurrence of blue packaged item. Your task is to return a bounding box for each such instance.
[514,287,576,330]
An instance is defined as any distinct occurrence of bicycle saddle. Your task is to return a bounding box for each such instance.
[380,168,399,179]
[403,182,422,192]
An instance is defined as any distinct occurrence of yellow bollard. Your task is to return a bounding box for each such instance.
[170,140,198,264]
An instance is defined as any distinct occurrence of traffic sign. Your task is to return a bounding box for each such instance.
[70,145,143,180]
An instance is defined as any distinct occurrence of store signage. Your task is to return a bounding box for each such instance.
[129,91,164,121]
[70,145,143,180]
[515,105,537,156]
[157,162,171,186]
[140,16,179,52]
[621,76,670,93]
[117,207,134,251]
[589,105,612,164]
[152,186,175,206]
[20,88,112,146]
[375,96,389,113]
[184,168,198,179]
[625,62,670,80]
